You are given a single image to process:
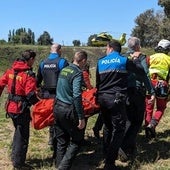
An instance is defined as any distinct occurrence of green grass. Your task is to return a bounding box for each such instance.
[0,98,170,170]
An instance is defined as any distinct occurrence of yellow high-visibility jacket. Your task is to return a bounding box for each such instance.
[149,53,170,80]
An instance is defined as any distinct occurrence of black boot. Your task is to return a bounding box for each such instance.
[146,124,156,138]
[145,118,157,139]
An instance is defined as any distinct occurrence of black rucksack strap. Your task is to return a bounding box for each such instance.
[11,70,18,95]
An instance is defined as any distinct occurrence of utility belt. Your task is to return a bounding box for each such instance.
[5,94,28,115]
[8,94,26,101]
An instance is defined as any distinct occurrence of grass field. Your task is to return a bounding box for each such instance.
[0,80,170,170]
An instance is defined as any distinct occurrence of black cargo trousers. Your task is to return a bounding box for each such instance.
[53,99,84,170]
[8,108,31,167]
[97,92,127,165]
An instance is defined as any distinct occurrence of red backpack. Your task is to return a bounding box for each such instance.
[31,98,55,130]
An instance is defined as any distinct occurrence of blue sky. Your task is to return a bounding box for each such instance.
[0,0,162,46]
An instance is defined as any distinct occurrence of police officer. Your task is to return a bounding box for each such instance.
[96,40,145,170]
[0,50,39,169]
[53,51,87,170]
[36,43,68,154]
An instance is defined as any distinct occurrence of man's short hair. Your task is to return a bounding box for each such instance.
[108,40,121,53]
[74,50,88,62]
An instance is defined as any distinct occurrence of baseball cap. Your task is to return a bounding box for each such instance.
[157,39,170,49]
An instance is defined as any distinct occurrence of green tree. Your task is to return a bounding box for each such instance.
[28,28,35,45]
[131,9,164,47]
[0,39,7,44]
[72,40,81,46]
[20,32,30,44]
[158,0,170,18]
[8,28,35,45]
[8,30,11,42]
[12,35,20,44]
[159,17,170,40]
[37,31,53,45]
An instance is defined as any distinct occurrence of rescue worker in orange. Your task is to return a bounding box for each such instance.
[0,50,39,169]
[145,39,170,138]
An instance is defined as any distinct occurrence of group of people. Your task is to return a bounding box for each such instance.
[0,37,170,170]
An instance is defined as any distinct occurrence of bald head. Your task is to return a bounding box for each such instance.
[50,43,62,54]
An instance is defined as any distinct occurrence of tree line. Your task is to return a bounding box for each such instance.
[0,0,169,47]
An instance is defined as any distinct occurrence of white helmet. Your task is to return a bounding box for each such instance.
[157,39,170,49]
